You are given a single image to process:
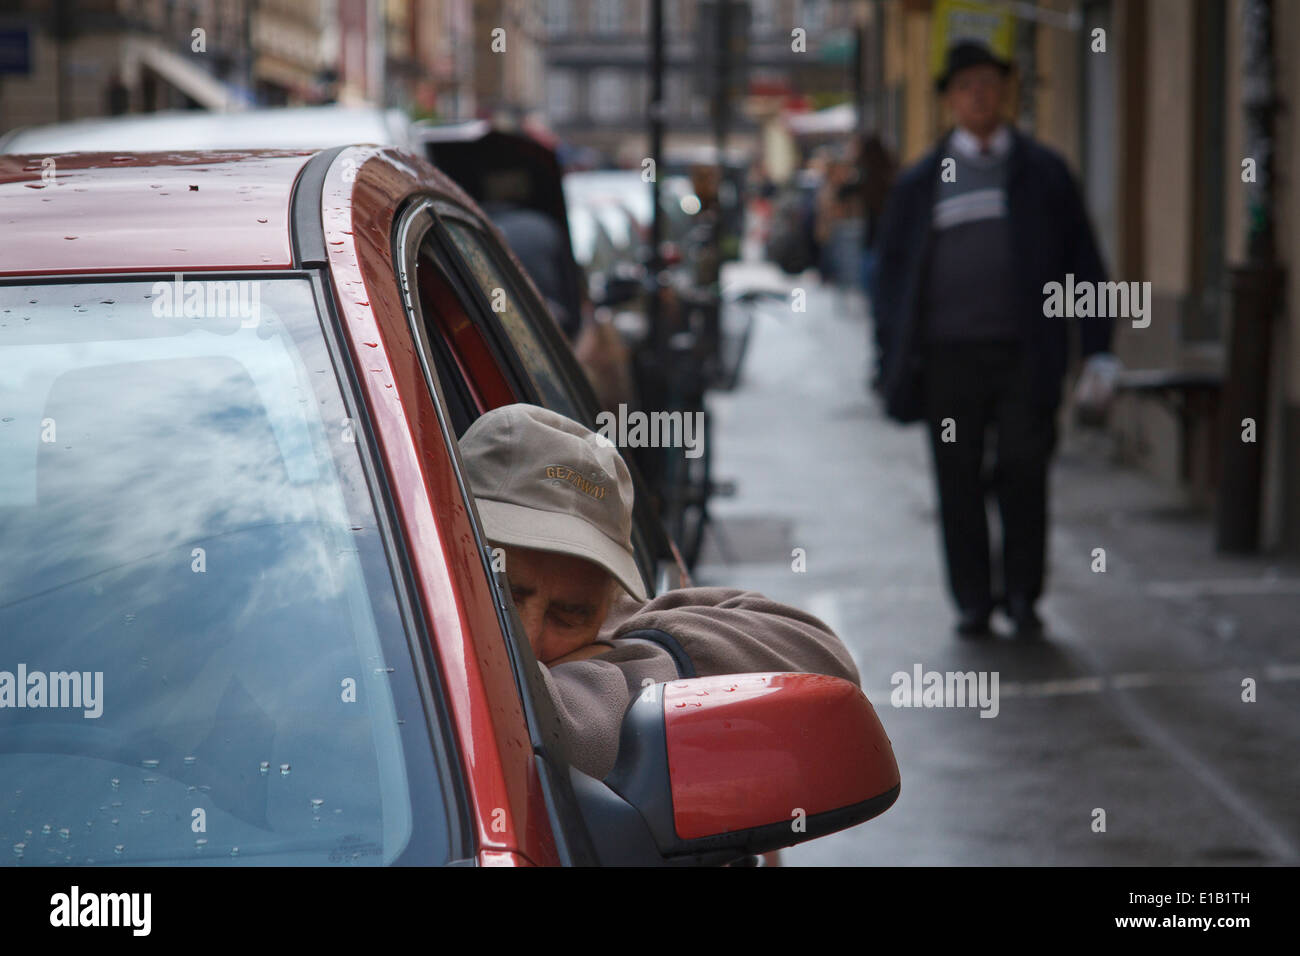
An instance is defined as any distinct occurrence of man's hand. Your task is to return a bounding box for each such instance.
[546,642,612,665]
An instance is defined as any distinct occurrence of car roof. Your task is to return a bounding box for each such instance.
[0,106,412,154]
[0,150,317,274]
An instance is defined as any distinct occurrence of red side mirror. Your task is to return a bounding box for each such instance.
[576,672,899,864]
[664,673,899,842]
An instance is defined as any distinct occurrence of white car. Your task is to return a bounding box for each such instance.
[0,105,414,153]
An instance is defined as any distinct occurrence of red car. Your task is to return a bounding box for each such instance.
[0,147,898,866]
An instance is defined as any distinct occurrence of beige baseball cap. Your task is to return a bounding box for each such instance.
[460,403,647,601]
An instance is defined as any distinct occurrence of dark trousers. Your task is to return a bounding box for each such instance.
[922,342,1057,616]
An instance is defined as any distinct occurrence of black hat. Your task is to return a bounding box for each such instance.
[936,40,1011,92]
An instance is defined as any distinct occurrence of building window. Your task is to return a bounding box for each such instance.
[547,69,576,121]
[798,0,827,31]
[669,0,694,37]
[545,0,570,34]
[594,0,621,34]
[589,68,628,122]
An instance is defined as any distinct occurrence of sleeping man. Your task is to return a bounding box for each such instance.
[459,403,860,780]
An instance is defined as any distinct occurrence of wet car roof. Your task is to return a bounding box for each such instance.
[0,150,317,275]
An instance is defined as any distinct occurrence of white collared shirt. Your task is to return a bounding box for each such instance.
[950,124,1012,162]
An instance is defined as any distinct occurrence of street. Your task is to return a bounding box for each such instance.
[697,260,1300,865]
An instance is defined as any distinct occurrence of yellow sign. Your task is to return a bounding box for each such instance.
[930,0,1016,80]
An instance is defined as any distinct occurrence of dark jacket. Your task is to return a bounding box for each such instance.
[871,126,1113,423]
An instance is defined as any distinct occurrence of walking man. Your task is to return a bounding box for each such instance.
[871,41,1114,639]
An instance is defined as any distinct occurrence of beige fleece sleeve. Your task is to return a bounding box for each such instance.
[538,638,681,780]
[607,586,860,686]
[541,587,861,780]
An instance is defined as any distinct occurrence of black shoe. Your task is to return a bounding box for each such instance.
[955,608,992,639]
[1007,597,1044,640]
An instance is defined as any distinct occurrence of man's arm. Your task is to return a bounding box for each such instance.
[538,639,681,780]
[1056,158,1113,357]
[870,176,913,389]
[540,587,862,781]
[604,586,860,686]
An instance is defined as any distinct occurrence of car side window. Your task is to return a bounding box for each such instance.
[406,211,662,599]
[441,220,584,420]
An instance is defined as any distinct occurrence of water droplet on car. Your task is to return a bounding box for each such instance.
[109,778,120,791]
[183,756,196,767]
[279,763,291,777]
[58,828,70,841]
[230,846,240,857]
[195,838,208,849]
[41,823,51,836]
[256,217,268,223]
[114,844,124,855]
[259,761,269,776]
[141,758,159,770]
[310,798,324,811]
[13,843,25,858]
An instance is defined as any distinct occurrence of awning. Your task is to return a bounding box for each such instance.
[123,36,248,112]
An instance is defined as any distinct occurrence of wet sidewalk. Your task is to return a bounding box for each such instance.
[694,259,1300,865]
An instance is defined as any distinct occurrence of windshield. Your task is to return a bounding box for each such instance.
[0,278,451,865]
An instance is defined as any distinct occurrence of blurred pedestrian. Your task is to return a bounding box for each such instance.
[847,133,897,312]
[871,41,1115,639]
[814,150,858,285]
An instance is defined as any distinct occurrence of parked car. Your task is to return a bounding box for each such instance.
[0,148,899,866]
[419,120,587,339]
[0,105,415,153]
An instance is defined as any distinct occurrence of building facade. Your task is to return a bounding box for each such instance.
[541,0,863,162]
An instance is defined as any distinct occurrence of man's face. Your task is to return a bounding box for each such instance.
[945,64,1007,138]
[502,546,615,664]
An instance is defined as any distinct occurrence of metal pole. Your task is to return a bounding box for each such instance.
[1216,0,1284,553]
[713,0,729,161]
[853,18,866,132]
[649,0,665,347]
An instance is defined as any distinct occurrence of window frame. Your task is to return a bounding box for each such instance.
[393,199,608,866]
